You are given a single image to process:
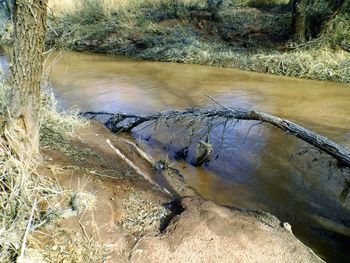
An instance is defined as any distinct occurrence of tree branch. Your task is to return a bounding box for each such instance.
[84,108,350,168]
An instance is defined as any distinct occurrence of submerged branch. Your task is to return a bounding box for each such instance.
[84,108,350,168]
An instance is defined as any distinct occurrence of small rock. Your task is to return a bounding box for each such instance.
[282,222,292,233]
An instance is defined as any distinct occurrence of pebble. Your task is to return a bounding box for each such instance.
[282,222,292,233]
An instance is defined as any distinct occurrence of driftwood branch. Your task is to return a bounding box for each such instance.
[83,108,350,168]
[106,139,171,196]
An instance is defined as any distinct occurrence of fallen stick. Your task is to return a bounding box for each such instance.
[119,137,154,165]
[119,137,198,197]
[106,139,171,196]
[19,199,37,263]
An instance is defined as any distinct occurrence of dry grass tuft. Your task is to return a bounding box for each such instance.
[0,140,69,262]
[39,89,87,157]
[28,228,106,263]
[119,193,171,234]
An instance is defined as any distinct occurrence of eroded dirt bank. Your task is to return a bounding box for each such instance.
[37,121,324,262]
[130,197,323,263]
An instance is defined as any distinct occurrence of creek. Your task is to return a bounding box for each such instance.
[1,49,350,262]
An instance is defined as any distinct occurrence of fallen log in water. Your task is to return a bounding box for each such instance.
[82,108,350,168]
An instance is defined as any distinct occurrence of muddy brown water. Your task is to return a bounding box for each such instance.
[1,50,350,262]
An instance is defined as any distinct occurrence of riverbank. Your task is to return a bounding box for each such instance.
[27,124,328,262]
[0,83,324,261]
[2,0,346,83]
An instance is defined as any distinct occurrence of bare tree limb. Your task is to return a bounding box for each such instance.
[84,108,350,168]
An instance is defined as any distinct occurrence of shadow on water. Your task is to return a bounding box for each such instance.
[1,49,350,262]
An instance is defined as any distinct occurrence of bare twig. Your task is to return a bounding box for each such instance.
[204,93,232,111]
[19,198,37,262]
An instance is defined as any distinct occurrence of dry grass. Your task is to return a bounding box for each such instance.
[39,89,89,159]
[0,80,105,262]
[0,135,68,262]
[0,6,11,45]
[119,193,171,234]
[28,228,106,263]
[48,0,206,19]
[0,12,7,40]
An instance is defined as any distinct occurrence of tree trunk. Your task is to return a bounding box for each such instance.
[4,0,48,155]
[292,0,306,42]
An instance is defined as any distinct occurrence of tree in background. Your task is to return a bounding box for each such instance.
[1,0,48,155]
[291,0,306,42]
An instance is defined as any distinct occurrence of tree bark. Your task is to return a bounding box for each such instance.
[292,0,306,42]
[4,0,48,154]
[82,108,350,168]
